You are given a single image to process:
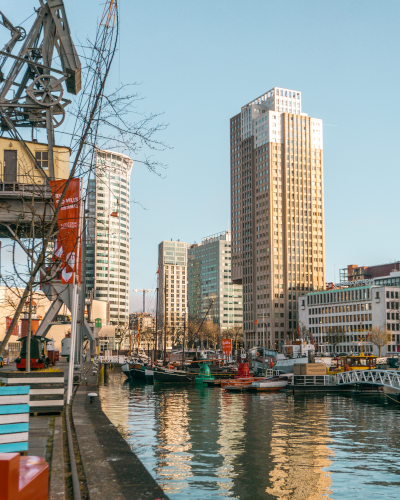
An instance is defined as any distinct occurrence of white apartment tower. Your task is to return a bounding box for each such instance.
[157,240,187,348]
[86,149,133,328]
[231,87,325,349]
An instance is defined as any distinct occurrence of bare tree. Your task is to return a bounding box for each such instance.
[369,326,391,357]
[326,327,346,354]
[224,325,243,351]
[202,321,219,349]
[0,3,168,356]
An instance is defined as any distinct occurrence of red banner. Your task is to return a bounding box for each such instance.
[6,317,18,336]
[50,179,81,284]
[222,338,232,355]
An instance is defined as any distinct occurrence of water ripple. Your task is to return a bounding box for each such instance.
[100,371,400,500]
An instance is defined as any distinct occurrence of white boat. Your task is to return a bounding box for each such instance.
[252,375,291,391]
[121,361,131,378]
[252,341,332,374]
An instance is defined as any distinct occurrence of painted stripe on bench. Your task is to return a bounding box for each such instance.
[0,386,30,395]
[0,404,30,415]
[30,394,64,401]
[30,388,64,395]
[0,422,29,434]
[0,395,30,405]
[0,377,64,384]
[29,400,64,407]
[0,431,28,444]
[7,383,64,390]
[0,414,29,425]
[0,442,28,453]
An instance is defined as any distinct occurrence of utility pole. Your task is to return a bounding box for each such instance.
[26,284,33,373]
[182,312,186,369]
[163,283,167,365]
[154,286,158,363]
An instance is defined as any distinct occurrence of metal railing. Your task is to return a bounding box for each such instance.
[294,375,336,386]
[337,369,400,389]
[96,355,126,364]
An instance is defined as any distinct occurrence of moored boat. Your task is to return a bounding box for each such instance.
[250,376,290,392]
[153,366,195,383]
[145,367,154,383]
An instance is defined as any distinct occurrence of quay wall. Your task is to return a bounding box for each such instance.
[72,363,169,500]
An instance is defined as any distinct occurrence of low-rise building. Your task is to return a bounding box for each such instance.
[298,285,400,356]
[340,262,400,282]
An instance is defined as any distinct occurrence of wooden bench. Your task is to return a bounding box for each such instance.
[0,452,48,500]
[0,372,64,415]
[0,386,30,453]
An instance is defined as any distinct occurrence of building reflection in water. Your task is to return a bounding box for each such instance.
[215,390,247,496]
[265,396,333,499]
[153,387,193,494]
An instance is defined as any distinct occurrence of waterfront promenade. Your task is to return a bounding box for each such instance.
[0,359,168,500]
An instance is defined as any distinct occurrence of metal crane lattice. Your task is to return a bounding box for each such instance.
[0,0,81,180]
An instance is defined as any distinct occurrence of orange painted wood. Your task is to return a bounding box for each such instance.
[0,453,48,500]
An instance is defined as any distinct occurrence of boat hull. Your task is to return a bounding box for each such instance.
[145,368,154,384]
[153,368,194,383]
[129,366,146,381]
[251,380,288,391]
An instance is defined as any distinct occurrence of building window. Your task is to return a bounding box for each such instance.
[35,151,49,169]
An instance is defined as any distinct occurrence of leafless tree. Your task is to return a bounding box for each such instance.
[369,326,392,357]
[0,5,168,356]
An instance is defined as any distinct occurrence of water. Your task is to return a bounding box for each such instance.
[99,370,400,499]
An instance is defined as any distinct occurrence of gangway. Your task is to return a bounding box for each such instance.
[337,370,400,391]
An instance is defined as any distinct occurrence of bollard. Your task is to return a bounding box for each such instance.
[87,392,98,404]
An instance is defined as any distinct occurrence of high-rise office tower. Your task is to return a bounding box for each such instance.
[86,148,133,329]
[188,231,242,330]
[157,240,188,348]
[230,87,325,349]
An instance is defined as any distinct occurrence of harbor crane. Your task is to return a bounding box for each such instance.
[133,289,156,313]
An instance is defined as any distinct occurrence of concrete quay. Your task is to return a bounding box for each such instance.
[72,363,169,500]
[1,359,168,500]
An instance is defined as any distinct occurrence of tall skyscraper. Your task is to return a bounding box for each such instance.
[86,148,133,329]
[157,240,187,347]
[188,231,242,330]
[230,87,325,349]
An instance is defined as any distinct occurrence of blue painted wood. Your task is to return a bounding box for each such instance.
[0,404,30,415]
[0,386,30,395]
[0,441,29,453]
[0,422,29,434]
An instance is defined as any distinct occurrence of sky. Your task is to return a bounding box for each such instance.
[4,0,400,313]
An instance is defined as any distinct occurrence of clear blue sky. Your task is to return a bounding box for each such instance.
[6,1,400,312]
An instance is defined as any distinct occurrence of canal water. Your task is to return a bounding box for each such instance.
[99,369,400,500]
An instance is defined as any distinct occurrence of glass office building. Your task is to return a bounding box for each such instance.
[188,231,242,329]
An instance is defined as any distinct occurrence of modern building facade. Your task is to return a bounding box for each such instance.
[188,231,242,330]
[157,240,187,348]
[86,148,133,329]
[298,285,400,356]
[230,87,325,349]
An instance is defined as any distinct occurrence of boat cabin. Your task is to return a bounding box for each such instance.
[332,353,377,371]
[283,341,315,359]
